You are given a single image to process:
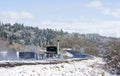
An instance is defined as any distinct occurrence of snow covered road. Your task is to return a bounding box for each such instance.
[0,57,111,76]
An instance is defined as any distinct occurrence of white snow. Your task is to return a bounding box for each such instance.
[0,57,112,76]
[62,51,73,58]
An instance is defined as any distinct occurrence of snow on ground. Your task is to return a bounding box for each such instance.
[0,57,112,76]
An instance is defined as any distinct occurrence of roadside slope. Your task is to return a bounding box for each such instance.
[0,57,111,76]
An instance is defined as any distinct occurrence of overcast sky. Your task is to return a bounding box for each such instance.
[0,0,120,37]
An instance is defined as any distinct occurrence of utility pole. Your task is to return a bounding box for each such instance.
[57,40,60,55]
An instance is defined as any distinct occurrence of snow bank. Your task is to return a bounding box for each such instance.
[0,57,111,76]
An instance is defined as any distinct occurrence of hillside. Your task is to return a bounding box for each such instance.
[0,22,116,54]
[0,23,66,46]
[0,22,120,75]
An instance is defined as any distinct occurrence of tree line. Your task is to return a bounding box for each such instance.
[0,22,66,47]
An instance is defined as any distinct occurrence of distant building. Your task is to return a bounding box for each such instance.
[19,52,37,59]
[0,50,17,60]
[46,46,58,58]
[17,45,46,60]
